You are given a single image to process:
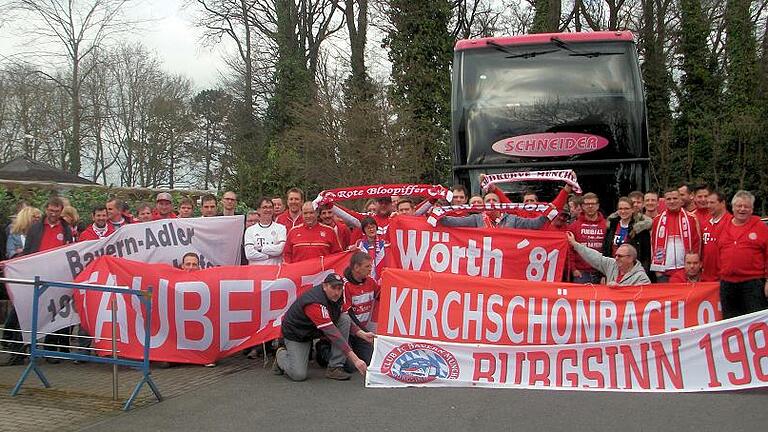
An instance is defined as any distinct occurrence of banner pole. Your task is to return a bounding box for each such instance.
[111,295,118,401]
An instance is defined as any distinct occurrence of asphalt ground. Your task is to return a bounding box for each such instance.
[81,361,768,432]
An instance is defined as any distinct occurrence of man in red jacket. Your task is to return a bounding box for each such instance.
[716,190,768,319]
[283,202,342,263]
[700,191,732,281]
[78,206,116,241]
[567,193,606,284]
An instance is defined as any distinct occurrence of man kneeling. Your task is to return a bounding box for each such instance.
[276,273,374,381]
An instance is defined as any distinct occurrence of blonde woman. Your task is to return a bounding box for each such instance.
[7,206,42,258]
[61,205,82,240]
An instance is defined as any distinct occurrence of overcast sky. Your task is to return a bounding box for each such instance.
[0,0,230,90]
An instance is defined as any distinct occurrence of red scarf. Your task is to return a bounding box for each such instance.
[651,210,693,269]
[313,184,452,208]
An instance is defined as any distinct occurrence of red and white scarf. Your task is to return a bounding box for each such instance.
[480,169,582,193]
[313,184,452,208]
[426,203,558,227]
[651,210,693,269]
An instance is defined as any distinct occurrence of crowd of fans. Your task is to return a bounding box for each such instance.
[1,179,767,379]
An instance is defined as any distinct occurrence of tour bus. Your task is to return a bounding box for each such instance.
[451,31,649,211]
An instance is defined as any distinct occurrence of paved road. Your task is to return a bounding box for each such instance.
[82,364,768,432]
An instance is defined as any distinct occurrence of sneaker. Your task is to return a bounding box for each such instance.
[272,347,285,375]
[204,362,216,368]
[325,367,351,381]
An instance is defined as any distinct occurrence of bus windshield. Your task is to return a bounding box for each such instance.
[453,40,647,167]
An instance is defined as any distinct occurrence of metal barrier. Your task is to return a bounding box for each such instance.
[3,277,162,410]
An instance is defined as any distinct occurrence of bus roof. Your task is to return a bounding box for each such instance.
[454,31,635,51]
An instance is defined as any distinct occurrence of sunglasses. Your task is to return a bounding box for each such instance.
[614,253,630,258]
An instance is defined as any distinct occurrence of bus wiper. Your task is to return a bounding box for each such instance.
[506,49,559,59]
[486,40,557,59]
[550,36,624,58]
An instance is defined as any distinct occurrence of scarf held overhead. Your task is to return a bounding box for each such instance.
[480,170,582,193]
[313,184,453,208]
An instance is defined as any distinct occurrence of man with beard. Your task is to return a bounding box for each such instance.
[78,206,116,241]
[319,203,351,249]
[275,273,373,381]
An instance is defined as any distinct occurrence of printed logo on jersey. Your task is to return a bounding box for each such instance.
[380,342,459,384]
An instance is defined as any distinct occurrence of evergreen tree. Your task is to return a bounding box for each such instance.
[676,0,719,183]
[723,0,761,193]
[387,0,454,184]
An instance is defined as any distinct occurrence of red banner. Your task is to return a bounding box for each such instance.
[387,216,568,281]
[377,269,721,345]
[74,253,351,364]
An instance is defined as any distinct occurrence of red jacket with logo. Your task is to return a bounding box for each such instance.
[717,216,768,282]
[568,213,607,271]
[283,223,342,263]
[701,212,732,281]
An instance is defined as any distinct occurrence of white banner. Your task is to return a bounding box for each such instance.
[367,309,768,392]
[3,216,244,342]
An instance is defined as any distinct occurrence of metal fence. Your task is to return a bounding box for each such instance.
[1,277,162,410]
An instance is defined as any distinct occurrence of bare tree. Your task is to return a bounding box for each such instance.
[9,0,136,175]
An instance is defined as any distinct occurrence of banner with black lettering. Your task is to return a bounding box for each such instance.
[387,216,568,281]
[378,269,721,345]
[73,253,351,364]
[3,216,243,342]
[367,310,768,392]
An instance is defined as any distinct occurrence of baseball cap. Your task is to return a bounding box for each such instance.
[156,192,172,202]
[323,273,344,286]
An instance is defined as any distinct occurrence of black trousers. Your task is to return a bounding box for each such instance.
[720,279,768,319]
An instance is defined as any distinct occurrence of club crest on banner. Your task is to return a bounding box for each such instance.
[381,342,460,383]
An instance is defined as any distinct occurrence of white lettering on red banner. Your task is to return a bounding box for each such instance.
[388,217,568,281]
[377,269,721,345]
[73,253,351,364]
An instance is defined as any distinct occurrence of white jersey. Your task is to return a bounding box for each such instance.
[243,222,286,265]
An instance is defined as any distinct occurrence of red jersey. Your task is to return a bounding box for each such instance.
[717,216,768,283]
[567,213,607,271]
[668,270,699,283]
[39,222,66,252]
[78,223,117,242]
[701,212,732,281]
[151,210,178,220]
[283,223,342,263]
[343,276,380,331]
[329,221,352,249]
[692,208,710,228]
[276,211,304,230]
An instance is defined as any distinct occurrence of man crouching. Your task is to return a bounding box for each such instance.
[275,273,374,381]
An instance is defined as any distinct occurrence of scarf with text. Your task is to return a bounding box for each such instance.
[313,184,452,209]
[480,170,582,193]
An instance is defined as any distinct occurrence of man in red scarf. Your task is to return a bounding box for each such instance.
[716,190,768,319]
[78,206,116,241]
[650,188,701,282]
